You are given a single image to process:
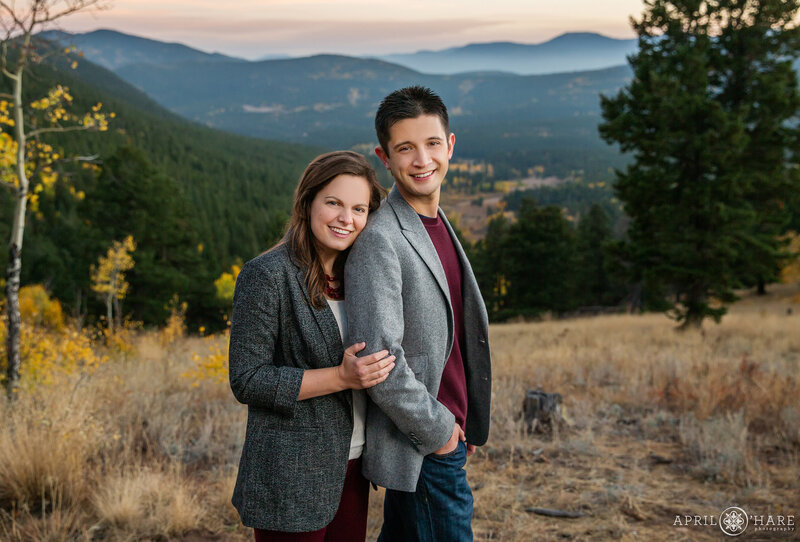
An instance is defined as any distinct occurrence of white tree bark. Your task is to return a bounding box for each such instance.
[1,0,107,398]
[4,51,28,399]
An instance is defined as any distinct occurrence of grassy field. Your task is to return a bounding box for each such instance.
[1,284,798,541]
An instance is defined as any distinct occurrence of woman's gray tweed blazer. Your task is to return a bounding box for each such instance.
[228,244,352,532]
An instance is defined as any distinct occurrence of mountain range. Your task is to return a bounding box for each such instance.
[40,29,634,180]
[38,29,242,70]
[43,29,635,75]
[43,28,797,184]
[378,33,639,75]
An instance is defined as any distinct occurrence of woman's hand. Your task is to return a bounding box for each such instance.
[337,342,395,390]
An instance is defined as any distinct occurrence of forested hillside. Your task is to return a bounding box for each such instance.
[0,53,319,329]
[113,55,630,181]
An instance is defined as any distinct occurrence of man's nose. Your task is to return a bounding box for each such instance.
[412,148,431,167]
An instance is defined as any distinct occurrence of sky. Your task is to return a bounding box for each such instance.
[56,0,646,59]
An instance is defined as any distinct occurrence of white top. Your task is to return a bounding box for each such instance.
[327,299,366,460]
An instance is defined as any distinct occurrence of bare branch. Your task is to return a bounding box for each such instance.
[1,64,17,79]
[27,123,93,137]
[0,1,108,36]
[29,34,69,61]
[25,0,39,33]
[68,154,99,162]
[0,17,13,37]
[0,2,26,31]
[34,0,107,26]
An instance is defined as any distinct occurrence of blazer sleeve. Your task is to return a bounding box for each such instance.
[228,260,304,417]
[345,230,454,456]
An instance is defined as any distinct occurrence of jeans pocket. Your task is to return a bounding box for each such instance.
[431,441,462,459]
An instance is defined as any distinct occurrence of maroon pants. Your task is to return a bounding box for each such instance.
[254,458,369,542]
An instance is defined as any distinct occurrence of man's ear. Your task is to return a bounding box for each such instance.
[375,146,390,170]
[447,133,456,160]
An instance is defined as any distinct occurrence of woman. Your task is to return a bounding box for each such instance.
[228,151,392,541]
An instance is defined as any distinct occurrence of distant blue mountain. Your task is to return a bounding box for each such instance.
[379,32,638,75]
[256,53,293,61]
[37,29,243,70]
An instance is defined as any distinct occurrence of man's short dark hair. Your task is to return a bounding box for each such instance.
[375,86,449,156]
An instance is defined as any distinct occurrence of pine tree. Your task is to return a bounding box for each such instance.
[575,204,620,306]
[82,145,214,328]
[501,200,578,318]
[599,0,800,328]
[713,0,800,294]
[472,213,512,320]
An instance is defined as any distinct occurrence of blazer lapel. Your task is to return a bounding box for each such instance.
[294,267,347,374]
[388,187,452,311]
[440,211,478,295]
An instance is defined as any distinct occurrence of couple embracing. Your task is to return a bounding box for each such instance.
[228,86,492,542]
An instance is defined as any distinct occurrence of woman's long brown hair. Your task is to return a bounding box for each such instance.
[280,151,384,308]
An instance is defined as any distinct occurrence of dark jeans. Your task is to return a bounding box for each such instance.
[254,458,369,542]
[378,441,473,542]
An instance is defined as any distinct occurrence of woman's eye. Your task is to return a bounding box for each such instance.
[355,207,367,213]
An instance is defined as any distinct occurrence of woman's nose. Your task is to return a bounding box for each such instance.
[338,209,353,225]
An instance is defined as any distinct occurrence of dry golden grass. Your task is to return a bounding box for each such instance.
[0,284,798,541]
[92,465,203,538]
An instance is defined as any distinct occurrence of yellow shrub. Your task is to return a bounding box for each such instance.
[0,285,107,389]
[182,333,229,386]
[19,284,65,329]
[0,321,107,390]
[214,265,241,305]
[159,297,187,347]
[99,318,141,356]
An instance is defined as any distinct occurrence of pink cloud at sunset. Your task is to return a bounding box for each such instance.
[55,0,644,58]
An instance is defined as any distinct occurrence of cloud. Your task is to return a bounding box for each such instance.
[59,15,509,56]
[55,0,640,58]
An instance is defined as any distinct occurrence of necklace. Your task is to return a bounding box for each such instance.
[324,273,343,300]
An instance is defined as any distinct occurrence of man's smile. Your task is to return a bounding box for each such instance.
[411,170,436,180]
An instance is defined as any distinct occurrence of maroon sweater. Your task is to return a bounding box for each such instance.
[420,214,468,432]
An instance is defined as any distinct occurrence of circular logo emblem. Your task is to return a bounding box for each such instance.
[719,507,749,536]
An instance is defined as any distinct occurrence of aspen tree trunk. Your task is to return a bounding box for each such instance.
[113,295,121,331]
[105,293,113,333]
[1,2,109,397]
[5,65,27,399]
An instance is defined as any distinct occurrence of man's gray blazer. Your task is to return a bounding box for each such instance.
[344,187,492,492]
[229,245,353,532]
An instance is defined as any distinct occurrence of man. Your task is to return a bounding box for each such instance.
[344,86,492,541]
